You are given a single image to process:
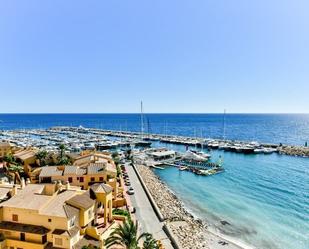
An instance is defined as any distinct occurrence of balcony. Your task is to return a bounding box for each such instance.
[5,238,47,249]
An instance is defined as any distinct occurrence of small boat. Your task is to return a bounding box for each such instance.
[254,148,264,154]
[190,150,211,160]
[263,148,277,154]
[179,166,188,171]
[241,146,255,154]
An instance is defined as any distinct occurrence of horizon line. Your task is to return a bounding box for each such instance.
[0,112,309,115]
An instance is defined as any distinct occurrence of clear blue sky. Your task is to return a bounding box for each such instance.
[0,0,308,113]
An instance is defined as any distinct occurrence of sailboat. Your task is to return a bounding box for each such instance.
[133,101,151,147]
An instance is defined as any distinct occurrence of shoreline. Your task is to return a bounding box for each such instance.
[136,164,255,249]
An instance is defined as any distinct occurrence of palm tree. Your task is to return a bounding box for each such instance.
[105,219,149,249]
[59,144,66,159]
[143,235,160,249]
[3,153,24,184]
[3,154,15,164]
[58,144,70,165]
[58,156,70,165]
[36,150,48,166]
[8,164,24,184]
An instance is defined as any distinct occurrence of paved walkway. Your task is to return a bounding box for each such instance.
[126,164,173,249]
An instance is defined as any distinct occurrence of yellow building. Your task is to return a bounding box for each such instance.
[0,181,121,249]
[13,149,37,166]
[0,143,12,158]
[38,163,117,190]
[73,153,115,168]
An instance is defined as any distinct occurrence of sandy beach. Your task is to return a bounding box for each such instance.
[136,164,254,249]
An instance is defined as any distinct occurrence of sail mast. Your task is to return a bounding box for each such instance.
[223,109,226,140]
[140,101,144,139]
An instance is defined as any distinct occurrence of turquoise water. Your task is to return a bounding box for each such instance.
[154,143,309,249]
[1,114,308,248]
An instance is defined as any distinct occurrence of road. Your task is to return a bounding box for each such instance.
[125,164,173,249]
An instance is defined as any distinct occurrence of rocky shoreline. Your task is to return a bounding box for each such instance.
[136,165,246,249]
[278,145,309,157]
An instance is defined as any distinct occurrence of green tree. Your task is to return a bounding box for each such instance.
[58,156,70,166]
[59,144,66,159]
[8,164,24,184]
[36,150,48,166]
[3,154,15,164]
[105,219,149,249]
[112,151,119,160]
[58,144,70,165]
[143,234,160,249]
[125,149,132,160]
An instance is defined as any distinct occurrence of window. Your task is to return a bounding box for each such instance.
[70,217,76,227]
[88,209,92,218]
[20,233,25,241]
[68,177,73,183]
[91,177,95,182]
[79,177,84,183]
[12,214,18,222]
[48,218,52,222]
[55,238,63,246]
[99,177,104,181]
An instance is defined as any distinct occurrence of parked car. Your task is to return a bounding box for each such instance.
[127,189,134,195]
[125,181,131,186]
[129,206,136,213]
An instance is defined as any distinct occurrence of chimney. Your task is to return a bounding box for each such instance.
[11,185,18,196]
[65,181,70,190]
[26,178,31,185]
[56,180,63,191]
[21,178,26,189]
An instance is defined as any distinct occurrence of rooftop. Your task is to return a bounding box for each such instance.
[63,166,86,176]
[40,166,63,177]
[14,149,36,161]
[52,226,79,237]
[39,163,116,178]
[1,184,49,210]
[1,184,80,218]
[40,190,78,218]
[90,183,113,194]
[66,192,95,210]
[0,142,11,147]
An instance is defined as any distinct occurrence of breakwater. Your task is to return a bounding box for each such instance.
[136,164,246,249]
[278,145,309,157]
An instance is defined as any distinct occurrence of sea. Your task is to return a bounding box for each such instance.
[0,113,308,249]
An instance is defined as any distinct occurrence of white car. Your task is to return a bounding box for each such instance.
[127,188,134,195]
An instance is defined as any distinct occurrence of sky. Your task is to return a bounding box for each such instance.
[0,0,308,113]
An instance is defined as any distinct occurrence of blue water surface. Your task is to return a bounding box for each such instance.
[154,144,309,249]
[0,113,309,145]
[0,114,308,249]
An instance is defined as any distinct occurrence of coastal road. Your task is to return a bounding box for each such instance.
[125,164,174,249]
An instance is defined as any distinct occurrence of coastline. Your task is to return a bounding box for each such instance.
[136,164,254,249]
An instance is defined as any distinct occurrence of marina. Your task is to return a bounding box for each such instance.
[1,126,308,157]
[0,115,308,249]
